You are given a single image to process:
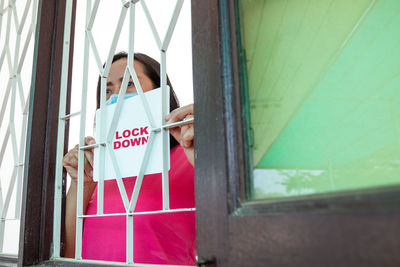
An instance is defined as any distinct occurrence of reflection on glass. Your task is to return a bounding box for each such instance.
[239,0,400,199]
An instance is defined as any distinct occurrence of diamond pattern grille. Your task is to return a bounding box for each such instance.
[53,0,194,265]
[0,0,38,254]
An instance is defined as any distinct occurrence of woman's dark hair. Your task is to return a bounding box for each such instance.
[96,51,180,148]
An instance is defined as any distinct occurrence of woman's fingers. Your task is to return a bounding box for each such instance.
[83,137,95,182]
[180,123,193,148]
[182,127,194,147]
[169,126,181,144]
[85,136,96,146]
[166,105,194,148]
[63,145,79,169]
[83,155,93,180]
[84,136,95,167]
[64,165,77,180]
[63,137,96,184]
[166,104,194,145]
[165,104,193,123]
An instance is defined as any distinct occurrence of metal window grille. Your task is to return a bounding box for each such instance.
[0,0,38,256]
[53,0,194,265]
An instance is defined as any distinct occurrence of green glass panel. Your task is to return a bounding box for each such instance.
[239,0,400,199]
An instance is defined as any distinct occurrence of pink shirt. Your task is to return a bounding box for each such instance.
[82,145,196,265]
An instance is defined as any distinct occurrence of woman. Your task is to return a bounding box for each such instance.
[63,52,195,265]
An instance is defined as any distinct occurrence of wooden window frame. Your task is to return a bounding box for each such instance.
[15,0,76,266]
[192,0,400,266]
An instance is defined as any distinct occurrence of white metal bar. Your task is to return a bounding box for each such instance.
[0,165,3,252]
[126,5,135,262]
[12,27,21,76]
[31,0,38,26]
[17,23,34,73]
[126,214,134,264]
[16,75,25,111]
[74,0,91,259]
[14,111,28,219]
[0,0,4,32]
[60,111,80,120]
[128,131,155,213]
[1,168,17,219]
[9,61,18,171]
[106,67,130,143]
[79,208,196,218]
[162,117,194,129]
[0,126,10,165]
[97,77,106,216]
[4,1,12,49]
[0,140,5,212]
[23,89,29,114]
[9,122,18,170]
[160,52,169,210]
[102,5,127,78]
[121,0,132,8]
[127,0,135,70]
[87,0,99,30]
[9,94,17,165]
[160,0,183,52]
[140,0,161,50]
[106,144,130,210]
[0,45,7,71]
[52,0,74,258]
[86,30,103,73]
[128,66,156,128]
[6,45,13,74]
[0,219,3,252]
[9,4,19,141]
[1,163,17,251]
[17,0,31,34]
[0,78,12,129]
[0,218,19,221]
[10,1,18,33]
[79,143,100,150]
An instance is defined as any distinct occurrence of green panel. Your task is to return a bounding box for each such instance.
[239,0,400,199]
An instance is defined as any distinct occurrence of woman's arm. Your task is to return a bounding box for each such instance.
[63,137,97,258]
[166,104,194,166]
[65,181,96,258]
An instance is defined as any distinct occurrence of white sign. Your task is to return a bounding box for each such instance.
[93,88,169,181]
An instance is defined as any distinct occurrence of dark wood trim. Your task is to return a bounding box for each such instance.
[235,186,400,216]
[233,0,254,199]
[18,0,75,266]
[192,1,229,266]
[218,0,244,213]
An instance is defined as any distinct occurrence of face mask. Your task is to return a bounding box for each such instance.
[106,92,138,106]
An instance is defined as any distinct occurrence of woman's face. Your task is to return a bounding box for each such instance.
[106,58,154,100]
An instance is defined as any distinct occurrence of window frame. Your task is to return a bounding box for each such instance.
[233,0,400,215]
[192,0,400,266]
[17,0,76,266]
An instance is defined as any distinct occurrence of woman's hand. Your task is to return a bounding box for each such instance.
[166,104,194,166]
[63,136,96,185]
[63,136,97,258]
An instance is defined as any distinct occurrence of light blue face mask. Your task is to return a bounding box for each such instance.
[106,92,138,106]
